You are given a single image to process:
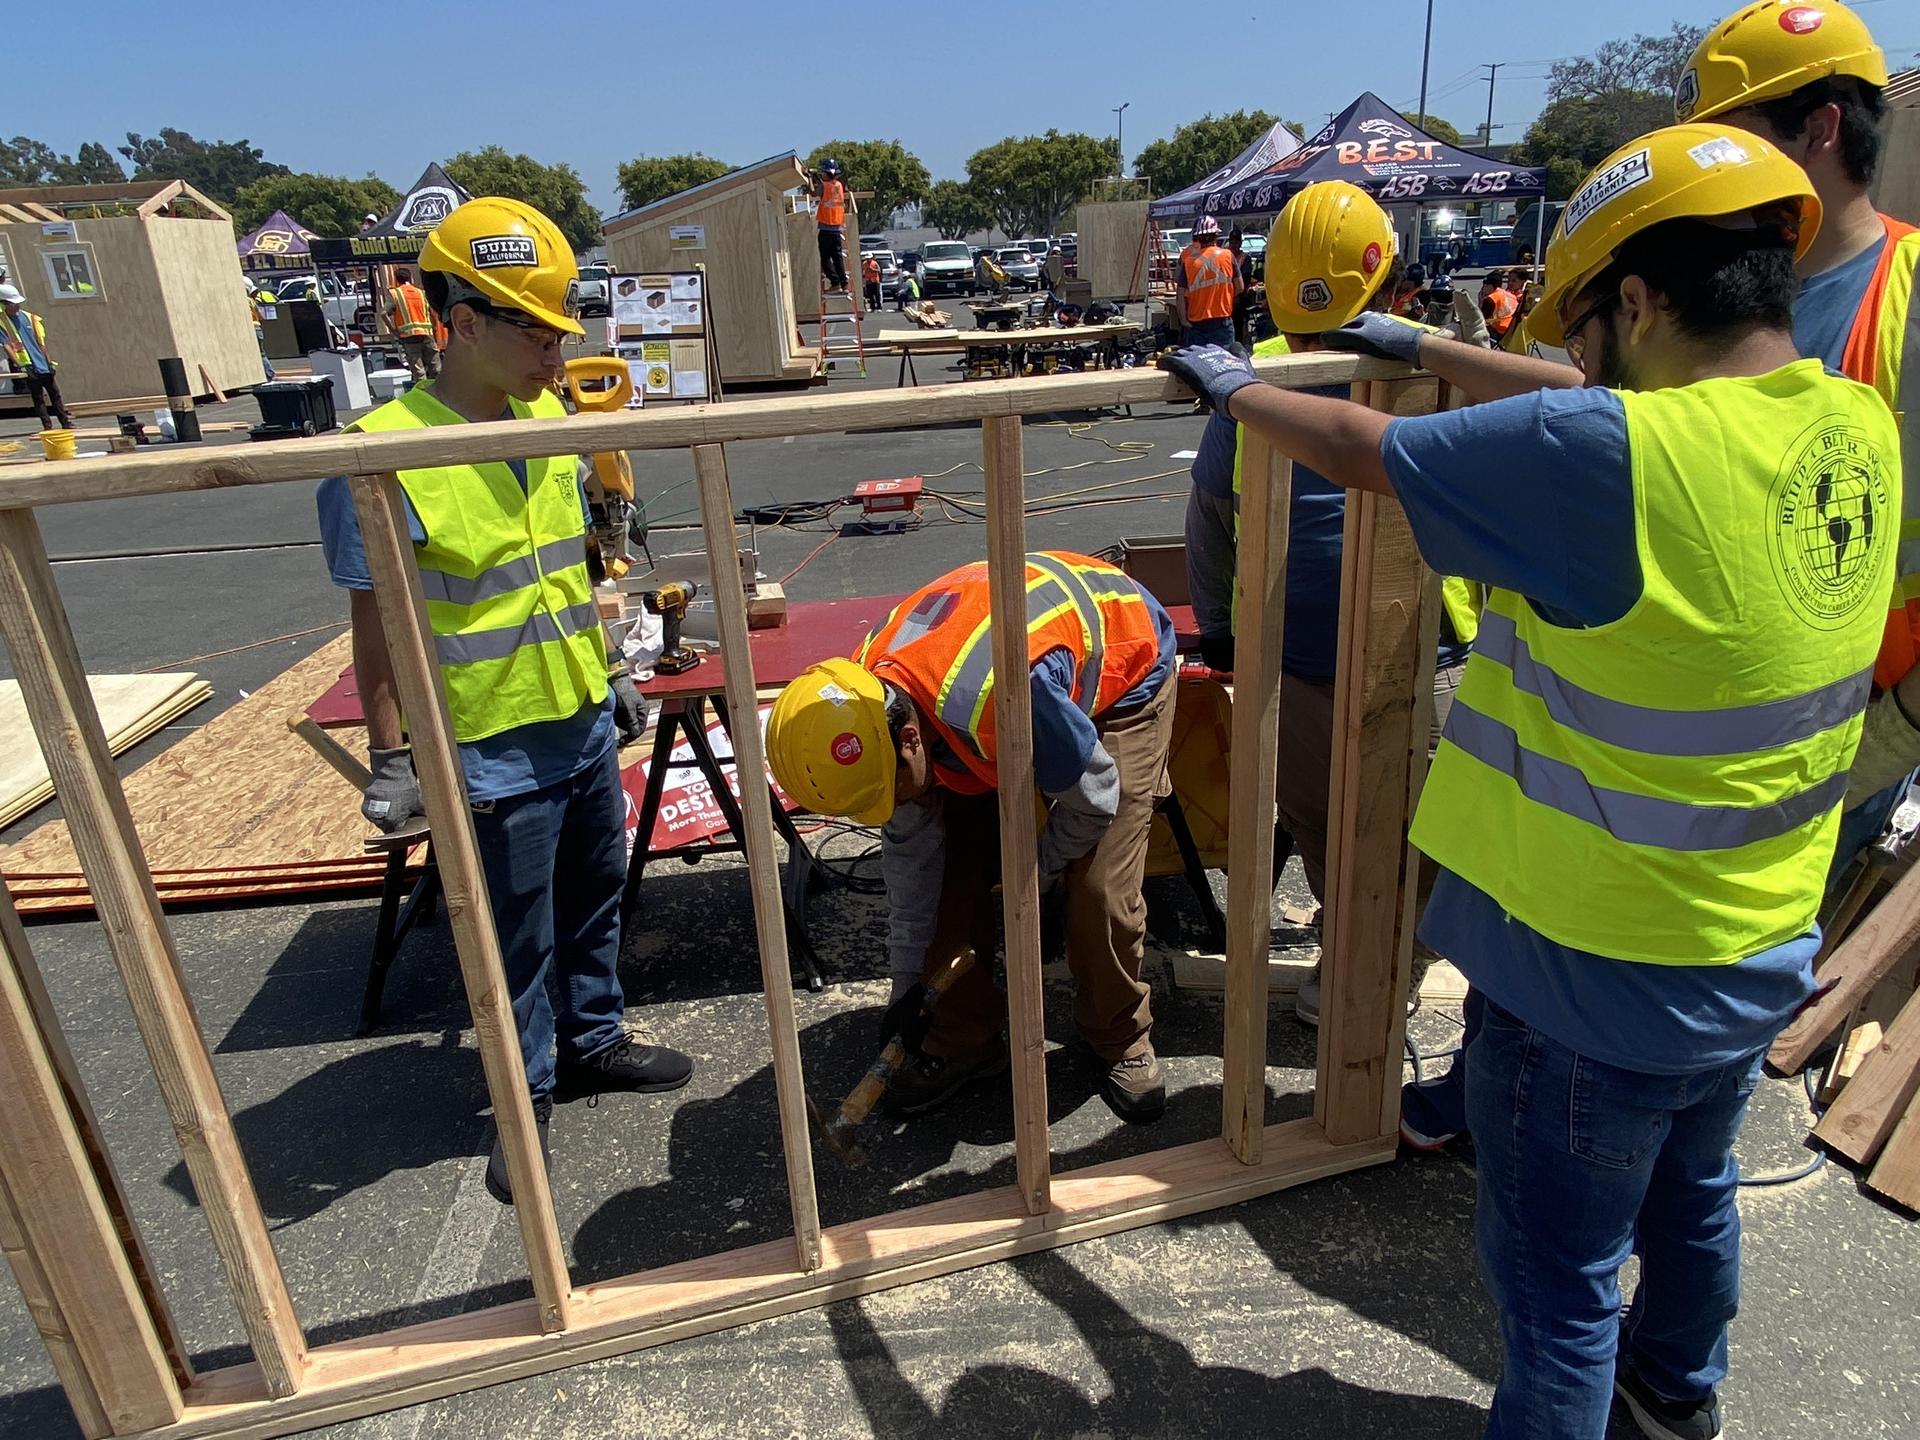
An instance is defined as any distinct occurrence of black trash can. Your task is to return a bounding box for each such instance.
[250,377,337,441]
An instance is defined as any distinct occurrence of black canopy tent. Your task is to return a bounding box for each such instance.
[308,162,471,269]
[1149,121,1304,222]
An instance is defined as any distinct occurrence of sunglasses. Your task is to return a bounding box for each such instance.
[1561,292,1617,366]
[465,300,569,345]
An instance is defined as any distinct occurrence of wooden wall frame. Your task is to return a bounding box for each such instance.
[0,351,1429,1440]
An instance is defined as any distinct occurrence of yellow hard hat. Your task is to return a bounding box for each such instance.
[419,196,584,337]
[766,658,897,826]
[1677,1,1887,122]
[1264,181,1396,334]
[1532,123,1820,347]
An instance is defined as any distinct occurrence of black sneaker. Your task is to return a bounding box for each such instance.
[484,1095,552,1206]
[1102,1048,1167,1123]
[554,1026,695,1100]
[1615,1365,1722,1440]
[885,1034,1010,1116]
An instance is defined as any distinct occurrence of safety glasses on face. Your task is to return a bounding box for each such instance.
[1561,292,1617,367]
[468,300,568,347]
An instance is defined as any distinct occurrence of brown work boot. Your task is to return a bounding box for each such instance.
[1102,1047,1166,1123]
[885,1033,1009,1116]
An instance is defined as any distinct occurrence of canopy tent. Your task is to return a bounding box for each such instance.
[309,162,471,267]
[236,210,316,272]
[1190,92,1545,219]
[1148,121,1304,221]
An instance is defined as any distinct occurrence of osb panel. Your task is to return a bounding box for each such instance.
[147,218,264,395]
[0,217,168,404]
[1072,200,1153,302]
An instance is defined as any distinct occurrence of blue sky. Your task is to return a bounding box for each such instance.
[7,1,1916,217]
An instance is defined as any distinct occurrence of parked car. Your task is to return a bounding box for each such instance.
[916,240,977,296]
[1028,237,1054,263]
[576,264,611,319]
[993,247,1042,291]
[275,273,374,333]
[863,248,903,296]
[1057,239,1078,279]
[897,249,921,271]
[859,232,888,253]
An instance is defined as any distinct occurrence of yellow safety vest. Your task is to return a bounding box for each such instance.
[0,309,51,370]
[347,385,607,743]
[1412,360,1900,965]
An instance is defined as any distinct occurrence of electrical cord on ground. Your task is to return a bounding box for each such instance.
[1738,1067,1829,1188]
[139,622,348,673]
[798,818,886,894]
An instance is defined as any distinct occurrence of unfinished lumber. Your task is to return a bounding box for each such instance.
[691,443,823,1271]
[1770,859,1920,1074]
[0,877,182,1432]
[981,414,1052,1217]
[1220,430,1293,1163]
[0,1166,112,1438]
[0,508,307,1398]
[346,474,574,1334]
[1315,394,1429,1147]
[1813,985,1920,1165]
[1865,1084,1920,1212]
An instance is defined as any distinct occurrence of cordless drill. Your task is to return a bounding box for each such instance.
[642,581,701,675]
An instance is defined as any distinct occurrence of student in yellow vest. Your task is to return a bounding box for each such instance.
[0,284,74,431]
[1679,0,1920,869]
[315,198,688,1207]
[1164,125,1898,1440]
[385,266,441,381]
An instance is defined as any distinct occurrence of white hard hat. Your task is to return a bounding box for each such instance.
[0,284,23,304]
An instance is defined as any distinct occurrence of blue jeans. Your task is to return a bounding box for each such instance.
[1183,316,1235,348]
[1466,1000,1764,1439]
[471,743,628,1098]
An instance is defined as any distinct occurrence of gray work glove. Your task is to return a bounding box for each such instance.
[1158,344,1261,414]
[611,670,650,747]
[362,746,423,833]
[1320,312,1428,365]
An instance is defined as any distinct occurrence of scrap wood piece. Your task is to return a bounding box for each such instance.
[0,673,212,830]
[1770,858,1920,1074]
[1865,1084,1920,1213]
[1813,985,1920,1166]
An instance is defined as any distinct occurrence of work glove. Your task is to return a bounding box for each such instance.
[362,747,424,833]
[1320,312,1428,366]
[1198,633,1235,675]
[880,981,935,1054]
[1158,344,1260,415]
[611,670,650,747]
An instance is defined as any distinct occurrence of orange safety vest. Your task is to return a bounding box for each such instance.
[1483,286,1518,338]
[862,257,880,283]
[389,282,434,339]
[819,178,847,229]
[1181,243,1237,322]
[854,551,1164,794]
[1841,215,1920,689]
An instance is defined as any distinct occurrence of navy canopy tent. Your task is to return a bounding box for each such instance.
[1149,121,1303,221]
[1196,92,1544,219]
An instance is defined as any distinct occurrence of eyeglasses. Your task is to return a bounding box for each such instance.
[467,301,568,347]
[1561,293,1617,366]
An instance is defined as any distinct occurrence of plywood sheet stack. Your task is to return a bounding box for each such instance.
[0,673,212,829]
[0,634,398,914]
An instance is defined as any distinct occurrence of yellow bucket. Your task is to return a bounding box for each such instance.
[39,428,77,461]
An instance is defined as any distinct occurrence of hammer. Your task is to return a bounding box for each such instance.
[810,948,977,1167]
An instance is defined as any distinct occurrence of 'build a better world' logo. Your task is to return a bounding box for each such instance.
[1769,418,1892,629]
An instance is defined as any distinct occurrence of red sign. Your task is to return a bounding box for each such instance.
[618,703,796,857]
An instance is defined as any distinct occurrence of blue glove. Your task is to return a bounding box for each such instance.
[1320,312,1428,365]
[1159,344,1260,414]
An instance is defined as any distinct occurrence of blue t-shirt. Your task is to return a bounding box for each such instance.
[1794,234,1883,370]
[1380,386,1818,1074]
[316,463,614,804]
[1027,587,1178,793]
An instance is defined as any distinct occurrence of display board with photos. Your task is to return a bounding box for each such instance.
[609,268,719,405]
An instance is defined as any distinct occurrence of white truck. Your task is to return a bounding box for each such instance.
[915,241,977,297]
[275,274,375,334]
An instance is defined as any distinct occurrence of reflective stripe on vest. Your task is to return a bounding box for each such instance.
[1410,361,1900,965]
[346,384,608,744]
[1182,244,1236,321]
[389,283,434,339]
[857,551,1162,792]
[819,179,847,228]
[1841,218,1920,688]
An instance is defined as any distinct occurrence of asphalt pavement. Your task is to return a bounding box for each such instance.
[0,312,1915,1440]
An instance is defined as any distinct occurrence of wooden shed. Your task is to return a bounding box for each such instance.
[605,152,857,388]
[1873,69,1919,226]
[0,180,263,409]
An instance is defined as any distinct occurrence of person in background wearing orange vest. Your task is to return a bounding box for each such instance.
[387,267,441,381]
[861,253,882,313]
[810,157,850,293]
[1681,0,1920,873]
[1479,268,1519,341]
[1176,215,1242,348]
[0,284,74,431]
[765,552,1181,1123]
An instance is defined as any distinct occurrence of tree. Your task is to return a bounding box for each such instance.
[0,135,126,187]
[1547,22,1704,104]
[615,153,732,212]
[1409,114,1464,146]
[233,173,403,236]
[802,140,931,228]
[966,131,1116,239]
[1132,111,1303,195]
[1514,93,1673,198]
[921,179,993,239]
[119,129,286,204]
[444,146,601,252]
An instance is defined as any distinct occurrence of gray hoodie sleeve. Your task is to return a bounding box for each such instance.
[880,792,947,988]
[1037,739,1120,891]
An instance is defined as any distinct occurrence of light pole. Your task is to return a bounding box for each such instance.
[1113,102,1130,184]
[1416,0,1434,128]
